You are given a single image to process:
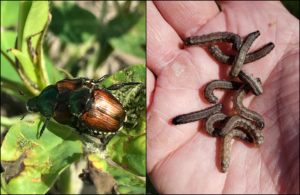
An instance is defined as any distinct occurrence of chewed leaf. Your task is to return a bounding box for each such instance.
[1,118,82,194]
[107,166,146,194]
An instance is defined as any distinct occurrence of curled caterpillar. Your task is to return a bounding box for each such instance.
[233,84,265,129]
[184,32,242,52]
[204,80,243,104]
[218,115,264,147]
[238,71,263,96]
[208,42,275,65]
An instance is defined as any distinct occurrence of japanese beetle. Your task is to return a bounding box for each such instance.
[67,86,126,135]
[20,75,143,138]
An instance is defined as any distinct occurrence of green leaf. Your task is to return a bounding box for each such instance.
[1,118,82,194]
[17,1,31,51]
[100,64,146,85]
[125,115,146,136]
[100,64,146,135]
[0,31,22,84]
[49,1,97,43]
[107,166,146,194]
[19,1,49,58]
[8,48,37,83]
[1,1,20,27]
[1,115,37,129]
[11,1,50,90]
[107,132,146,176]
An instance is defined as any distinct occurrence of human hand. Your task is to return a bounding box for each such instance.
[147,1,299,194]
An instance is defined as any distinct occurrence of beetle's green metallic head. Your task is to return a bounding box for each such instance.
[27,96,39,112]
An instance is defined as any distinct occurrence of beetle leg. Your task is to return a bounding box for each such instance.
[106,82,144,90]
[89,86,95,94]
[39,117,50,138]
[76,128,83,135]
[90,129,97,136]
[98,134,105,143]
[101,133,116,146]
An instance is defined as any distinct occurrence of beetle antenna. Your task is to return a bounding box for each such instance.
[19,91,29,99]
[19,91,29,120]
[20,113,28,120]
[38,118,50,139]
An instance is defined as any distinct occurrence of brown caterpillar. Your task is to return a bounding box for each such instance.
[238,71,263,96]
[204,112,227,137]
[233,84,265,129]
[218,115,264,147]
[184,32,242,52]
[220,129,254,173]
[208,42,275,65]
[230,31,260,78]
[204,80,244,104]
[204,112,255,144]
[172,103,223,125]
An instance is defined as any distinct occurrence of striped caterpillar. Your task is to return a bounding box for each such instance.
[230,31,260,78]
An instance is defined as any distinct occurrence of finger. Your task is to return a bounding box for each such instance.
[216,1,286,35]
[217,1,284,13]
[147,68,155,110]
[154,1,220,38]
[147,1,183,76]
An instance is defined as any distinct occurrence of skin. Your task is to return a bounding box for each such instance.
[147,1,299,194]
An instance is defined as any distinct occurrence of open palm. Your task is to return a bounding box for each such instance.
[147,1,299,194]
